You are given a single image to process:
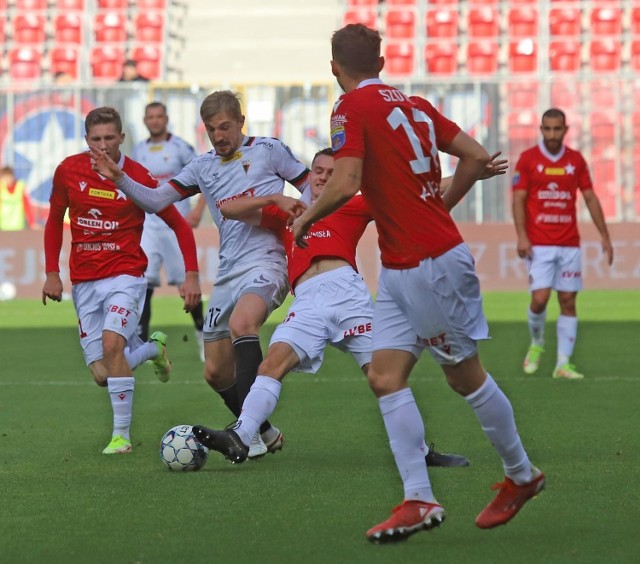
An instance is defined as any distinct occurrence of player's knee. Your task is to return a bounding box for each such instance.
[367,370,399,398]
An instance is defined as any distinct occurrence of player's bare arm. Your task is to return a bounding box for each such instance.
[292,156,362,247]
[440,151,508,195]
[42,272,63,305]
[512,189,532,259]
[582,189,614,265]
[440,131,491,211]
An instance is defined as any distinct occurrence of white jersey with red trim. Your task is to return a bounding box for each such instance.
[513,142,592,247]
[132,133,196,228]
[169,135,309,275]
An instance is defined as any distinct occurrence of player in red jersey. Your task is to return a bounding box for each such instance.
[513,108,614,380]
[42,107,201,455]
[192,148,476,468]
[291,25,544,542]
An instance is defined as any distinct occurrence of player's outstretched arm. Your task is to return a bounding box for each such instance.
[221,194,306,225]
[582,189,614,265]
[440,151,508,195]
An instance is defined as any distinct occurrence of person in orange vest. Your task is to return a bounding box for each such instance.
[0,166,36,230]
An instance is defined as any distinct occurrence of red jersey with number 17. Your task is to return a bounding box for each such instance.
[512,142,592,247]
[331,79,463,269]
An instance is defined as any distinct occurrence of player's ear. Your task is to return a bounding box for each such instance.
[330,60,339,77]
[377,56,385,73]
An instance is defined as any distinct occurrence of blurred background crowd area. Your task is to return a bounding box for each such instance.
[1,0,639,230]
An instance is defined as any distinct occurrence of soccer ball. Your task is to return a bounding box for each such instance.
[0,282,17,301]
[160,425,209,472]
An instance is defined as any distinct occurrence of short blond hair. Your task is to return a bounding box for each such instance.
[200,90,243,122]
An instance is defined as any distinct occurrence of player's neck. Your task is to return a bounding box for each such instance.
[149,131,170,143]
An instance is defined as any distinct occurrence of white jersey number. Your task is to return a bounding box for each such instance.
[387,107,438,175]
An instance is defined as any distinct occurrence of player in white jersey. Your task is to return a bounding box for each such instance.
[89,91,310,456]
[132,102,206,360]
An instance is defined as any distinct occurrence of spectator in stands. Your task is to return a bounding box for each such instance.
[0,166,37,230]
[291,23,544,542]
[132,101,206,361]
[54,71,74,85]
[513,108,614,380]
[119,59,149,82]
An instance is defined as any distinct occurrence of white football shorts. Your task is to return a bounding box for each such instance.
[203,262,289,341]
[72,274,148,366]
[372,243,489,365]
[271,266,373,373]
[141,225,186,287]
[526,245,582,292]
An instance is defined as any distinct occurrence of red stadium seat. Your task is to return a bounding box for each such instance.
[94,13,128,43]
[50,46,80,79]
[549,40,581,72]
[14,14,47,45]
[468,8,499,37]
[425,9,458,39]
[97,0,129,8]
[424,42,458,74]
[385,10,416,39]
[134,12,164,43]
[549,8,581,37]
[54,13,83,45]
[384,42,415,75]
[508,110,537,150]
[138,0,166,7]
[508,7,538,37]
[589,39,621,72]
[90,44,125,79]
[550,82,580,109]
[131,44,162,79]
[632,8,640,35]
[344,9,377,28]
[509,39,537,73]
[590,111,616,152]
[590,7,622,36]
[9,47,43,80]
[16,0,48,9]
[507,82,538,109]
[55,0,86,9]
[466,41,499,74]
[631,41,640,72]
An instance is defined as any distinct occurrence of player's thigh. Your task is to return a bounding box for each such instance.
[141,229,163,287]
[553,246,583,292]
[72,281,107,366]
[528,246,558,292]
[379,244,488,366]
[270,293,331,374]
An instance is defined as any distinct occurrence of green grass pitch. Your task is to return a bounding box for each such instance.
[0,290,638,563]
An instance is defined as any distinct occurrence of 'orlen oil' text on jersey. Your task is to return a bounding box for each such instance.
[513,141,593,247]
[260,194,373,290]
[46,152,196,283]
[169,136,309,276]
[132,133,196,227]
[330,79,463,269]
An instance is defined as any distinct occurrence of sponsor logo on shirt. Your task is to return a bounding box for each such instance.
[343,322,372,339]
[215,188,256,210]
[255,141,274,150]
[544,167,565,175]
[149,145,164,152]
[89,188,115,200]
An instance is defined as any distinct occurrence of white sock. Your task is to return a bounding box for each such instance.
[465,374,532,484]
[527,308,546,346]
[556,315,578,367]
[107,376,135,440]
[124,342,158,370]
[235,375,282,446]
[379,388,435,503]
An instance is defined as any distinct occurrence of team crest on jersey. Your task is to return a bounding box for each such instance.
[0,93,94,214]
[221,152,242,163]
[331,126,346,151]
[242,159,251,174]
